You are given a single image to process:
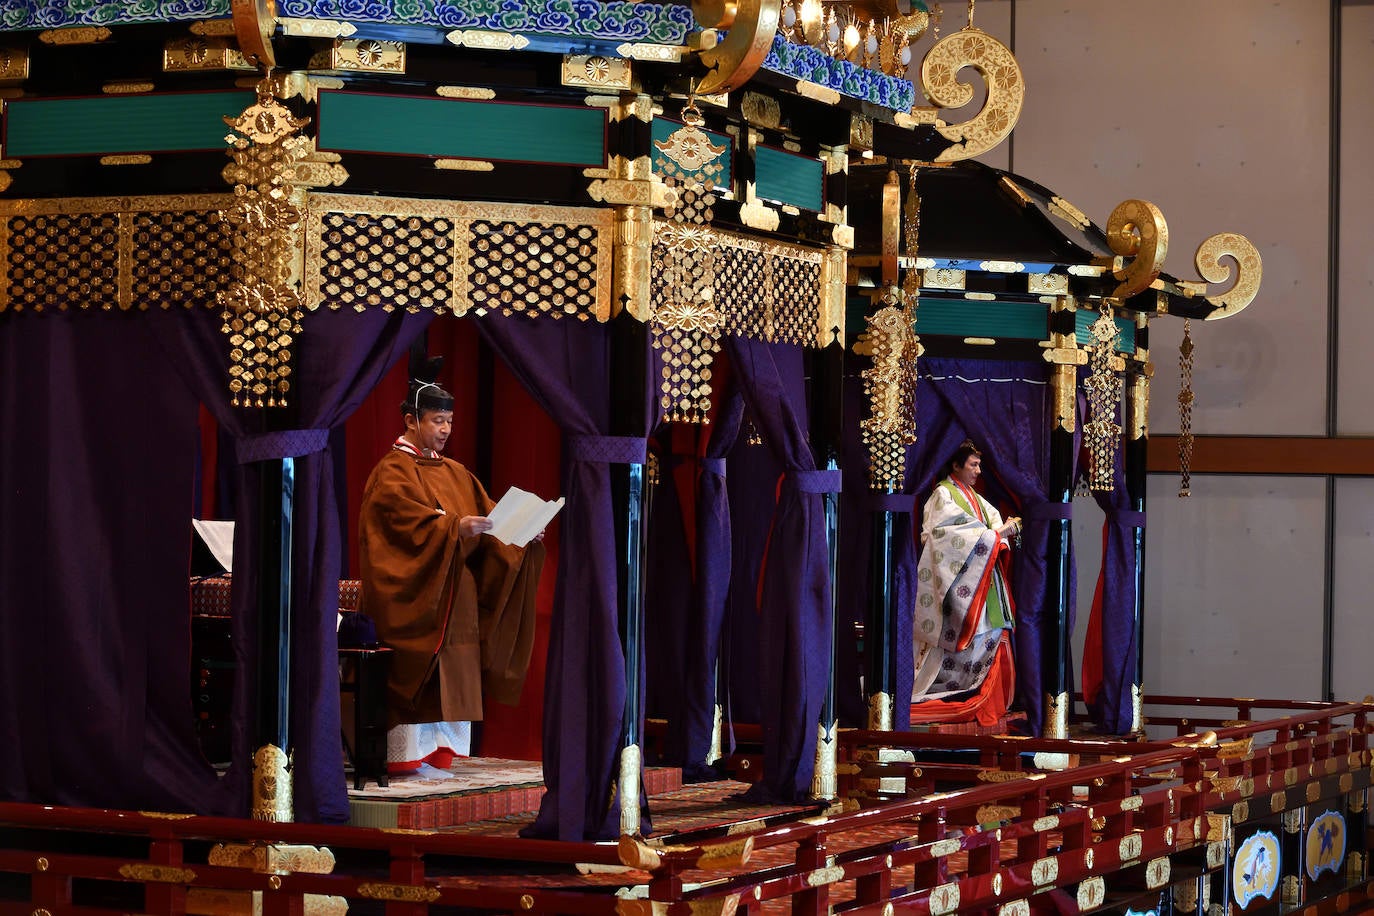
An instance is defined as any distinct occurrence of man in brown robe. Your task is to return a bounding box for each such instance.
[359,374,544,773]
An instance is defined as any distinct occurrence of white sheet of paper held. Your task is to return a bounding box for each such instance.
[485,486,564,547]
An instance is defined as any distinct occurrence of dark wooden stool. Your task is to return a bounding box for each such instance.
[339,646,392,790]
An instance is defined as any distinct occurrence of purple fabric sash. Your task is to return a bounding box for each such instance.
[567,434,648,465]
[235,429,331,464]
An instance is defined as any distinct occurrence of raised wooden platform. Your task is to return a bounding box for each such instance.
[346,758,683,829]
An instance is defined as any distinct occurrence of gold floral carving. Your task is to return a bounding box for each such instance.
[220,79,310,407]
[692,0,782,95]
[741,91,782,130]
[118,864,198,883]
[164,36,255,72]
[1049,196,1090,231]
[434,159,494,171]
[923,268,965,290]
[616,204,654,321]
[103,81,154,94]
[191,20,239,37]
[1145,857,1171,889]
[867,691,893,731]
[1195,233,1262,319]
[436,85,496,100]
[1107,199,1169,299]
[618,743,642,836]
[1044,691,1068,740]
[812,721,837,800]
[0,46,28,83]
[1030,856,1058,887]
[100,155,153,166]
[999,901,1029,916]
[1028,273,1068,296]
[357,884,441,903]
[921,28,1024,162]
[251,744,293,822]
[278,18,356,38]
[819,246,846,347]
[39,27,111,45]
[616,42,682,62]
[1077,877,1105,911]
[445,30,529,51]
[929,882,960,916]
[562,55,631,91]
[332,39,405,73]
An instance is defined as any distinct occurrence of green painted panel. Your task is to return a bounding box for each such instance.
[1075,310,1135,352]
[917,297,1049,340]
[650,118,732,185]
[754,145,823,212]
[4,91,254,157]
[317,91,606,166]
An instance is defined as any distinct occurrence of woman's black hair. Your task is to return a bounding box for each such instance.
[948,439,982,472]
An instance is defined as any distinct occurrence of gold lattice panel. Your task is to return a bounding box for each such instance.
[304,194,613,321]
[318,213,455,313]
[0,195,235,313]
[712,231,823,346]
[466,219,602,319]
[131,209,234,308]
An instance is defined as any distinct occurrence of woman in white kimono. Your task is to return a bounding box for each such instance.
[912,441,1021,724]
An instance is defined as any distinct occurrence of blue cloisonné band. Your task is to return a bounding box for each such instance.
[763,35,917,111]
[275,0,694,44]
[2,1,229,30]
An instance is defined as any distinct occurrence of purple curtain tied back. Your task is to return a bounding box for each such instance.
[235,429,331,464]
[567,434,647,465]
[790,469,843,494]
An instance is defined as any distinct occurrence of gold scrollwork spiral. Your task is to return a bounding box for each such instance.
[1106,199,1168,299]
[1196,232,1262,319]
[692,0,783,95]
[921,27,1024,162]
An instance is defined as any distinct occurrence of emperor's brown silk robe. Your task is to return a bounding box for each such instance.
[359,450,544,726]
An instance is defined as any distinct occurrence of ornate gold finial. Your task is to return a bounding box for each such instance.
[250,743,293,822]
[1106,199,1169,299]
[1178,318,1195,497]
[1195,232,1262,319]
[692,0,782,95]
[922,27,1024,162]
[219,76,311,407]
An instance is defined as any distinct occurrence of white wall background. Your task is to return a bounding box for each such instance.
[922,1,1373,702]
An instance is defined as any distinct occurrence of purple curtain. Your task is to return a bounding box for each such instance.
[644,435,694,767]
[679,389,745,777]
[904,358,1065,737]
[476,313,650,841]
[1084,395,1141,735]
[0,311,225,812]
[836,372,917,730]
[723,337,836,803]
[148,306,431,822]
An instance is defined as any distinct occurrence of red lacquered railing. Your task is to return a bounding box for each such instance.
[1,700,1369,914]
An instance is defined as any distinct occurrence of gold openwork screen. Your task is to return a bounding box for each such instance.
[0,195,234,312]
[715,233,823,346]
[304,194,614,321]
